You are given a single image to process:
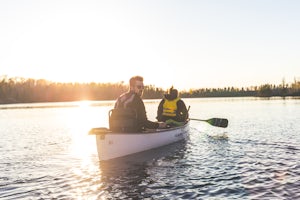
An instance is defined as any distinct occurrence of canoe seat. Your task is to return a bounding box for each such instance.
[109,108,139,132]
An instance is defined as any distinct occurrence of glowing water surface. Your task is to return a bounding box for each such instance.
[0,97,299,199]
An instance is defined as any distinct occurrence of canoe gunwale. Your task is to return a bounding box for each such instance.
[89,120,190,135]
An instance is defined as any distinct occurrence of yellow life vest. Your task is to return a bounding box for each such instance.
[162,98,180,117]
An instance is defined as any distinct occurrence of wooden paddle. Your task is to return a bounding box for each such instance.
[189,118,228,128]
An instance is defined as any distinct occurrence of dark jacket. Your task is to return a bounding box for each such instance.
[156,93,189,122]
[115,91,159,130]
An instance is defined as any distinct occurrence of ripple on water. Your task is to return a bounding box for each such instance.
[1,99,300,199]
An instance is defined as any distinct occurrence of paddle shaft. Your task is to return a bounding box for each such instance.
[190,117,228,128]
[189,118,206,122]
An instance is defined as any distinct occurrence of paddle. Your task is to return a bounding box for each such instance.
[189,118,228,128]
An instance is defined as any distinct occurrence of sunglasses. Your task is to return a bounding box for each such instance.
[136,85,144,90]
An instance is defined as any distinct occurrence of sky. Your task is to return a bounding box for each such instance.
[1,0,300,90]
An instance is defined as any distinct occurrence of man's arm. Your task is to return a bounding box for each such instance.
[136,96,159,129]
[156,99,164,121]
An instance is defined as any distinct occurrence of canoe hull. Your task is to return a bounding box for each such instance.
[95,122,189,161]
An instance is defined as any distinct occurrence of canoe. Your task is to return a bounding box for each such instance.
[89,121,190,161]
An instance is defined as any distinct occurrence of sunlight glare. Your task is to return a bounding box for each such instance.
[66,102,110,160]
[77,100,92,108]
[67,105,97,158]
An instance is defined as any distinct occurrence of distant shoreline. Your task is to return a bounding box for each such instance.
[1,77,300,105]
[1,97,300,109]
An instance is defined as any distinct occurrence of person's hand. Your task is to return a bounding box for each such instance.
[158,122,167,129]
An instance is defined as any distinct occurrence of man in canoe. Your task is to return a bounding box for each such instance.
[111,75,167,132]
[156,86,189,126]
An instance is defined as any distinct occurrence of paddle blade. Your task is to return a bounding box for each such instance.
[207,118,228,128]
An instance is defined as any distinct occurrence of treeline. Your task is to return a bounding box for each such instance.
[0,76,300,104]
[180,82,300,98]
[0,76,164,104]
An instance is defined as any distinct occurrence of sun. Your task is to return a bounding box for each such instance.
[77,100,92,108]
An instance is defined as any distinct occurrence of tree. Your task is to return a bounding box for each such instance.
[258,84,272,97]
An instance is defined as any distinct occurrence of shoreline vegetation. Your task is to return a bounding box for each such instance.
[0,76,300,104]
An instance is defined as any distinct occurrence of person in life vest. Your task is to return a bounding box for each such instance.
[114,75,167,131]
[156,86,189,124]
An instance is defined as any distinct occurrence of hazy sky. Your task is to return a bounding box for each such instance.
[1,0,300,90]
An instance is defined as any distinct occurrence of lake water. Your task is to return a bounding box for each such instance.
[0,97,299,199]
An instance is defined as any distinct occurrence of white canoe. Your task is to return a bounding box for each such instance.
[89,121,190,161]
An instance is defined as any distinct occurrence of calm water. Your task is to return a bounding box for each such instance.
[0,97,299,199]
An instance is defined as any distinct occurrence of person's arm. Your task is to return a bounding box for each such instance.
[177,100,188,122]
[136,96,160,129]
[156,99,164,121]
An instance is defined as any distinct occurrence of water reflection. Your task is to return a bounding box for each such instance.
[97,141,187,199]
[1,98,299,199]
[67,103,110,155]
